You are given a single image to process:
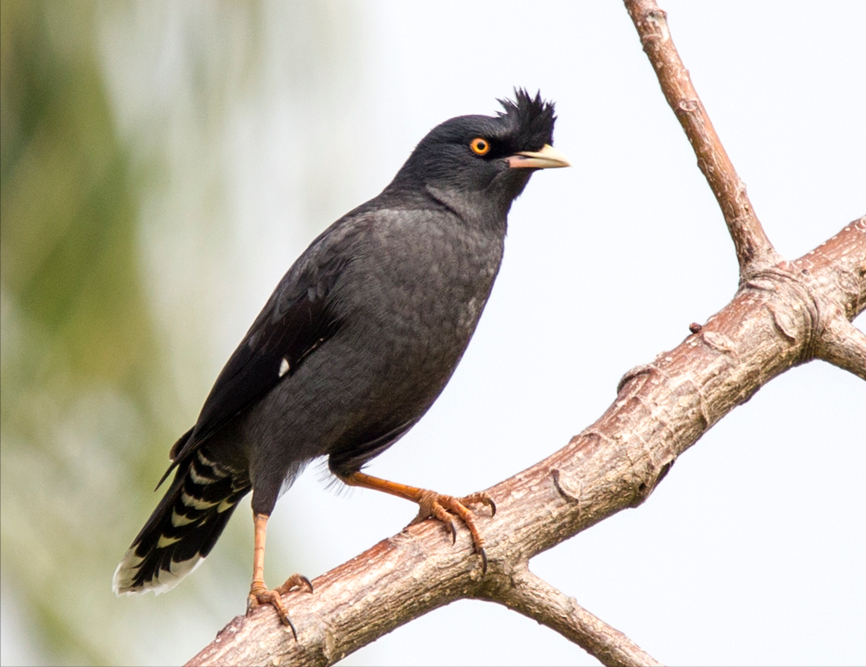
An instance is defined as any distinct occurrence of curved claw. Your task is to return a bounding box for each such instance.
[249,574,312,640]
[447,518,458,544]
[248,587,292,627]
[398,486,495,574]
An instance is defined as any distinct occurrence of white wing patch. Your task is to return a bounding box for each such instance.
[279,357,290,377]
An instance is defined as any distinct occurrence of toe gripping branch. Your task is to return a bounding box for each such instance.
[341,471,496,574]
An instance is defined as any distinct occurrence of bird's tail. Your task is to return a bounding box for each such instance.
[113,447,250,596]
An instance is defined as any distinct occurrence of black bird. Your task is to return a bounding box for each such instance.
[114,90,569,631]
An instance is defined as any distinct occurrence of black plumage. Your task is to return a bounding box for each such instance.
[114,90,568,628]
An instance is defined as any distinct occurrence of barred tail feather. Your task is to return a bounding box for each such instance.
[113,449,250,596]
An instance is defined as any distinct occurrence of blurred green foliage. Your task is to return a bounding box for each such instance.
[1,1,172,663]
[2,1,152,384]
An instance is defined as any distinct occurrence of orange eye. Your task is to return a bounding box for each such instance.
[469,137,491,156]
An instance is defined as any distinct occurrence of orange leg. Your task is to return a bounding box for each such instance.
[247,512,313,638]
[339,471,496,573]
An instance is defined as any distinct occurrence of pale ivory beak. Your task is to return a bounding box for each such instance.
[506,144,571,169]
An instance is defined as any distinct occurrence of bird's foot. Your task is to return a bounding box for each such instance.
[247,574,313,639]
[338,471,496,574]
[409,490,496,573]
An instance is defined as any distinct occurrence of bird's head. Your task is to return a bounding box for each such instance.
[387,90,569,226]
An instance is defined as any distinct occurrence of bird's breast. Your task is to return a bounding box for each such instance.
[334,213,503,393]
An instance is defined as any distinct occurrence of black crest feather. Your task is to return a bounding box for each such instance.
[496,89,557,151]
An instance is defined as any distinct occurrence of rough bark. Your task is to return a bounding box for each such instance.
[186,2,865,665]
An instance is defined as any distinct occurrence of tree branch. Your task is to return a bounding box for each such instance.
[818,317,866,380]
[482,565,663,667]
[623,0,782,280]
